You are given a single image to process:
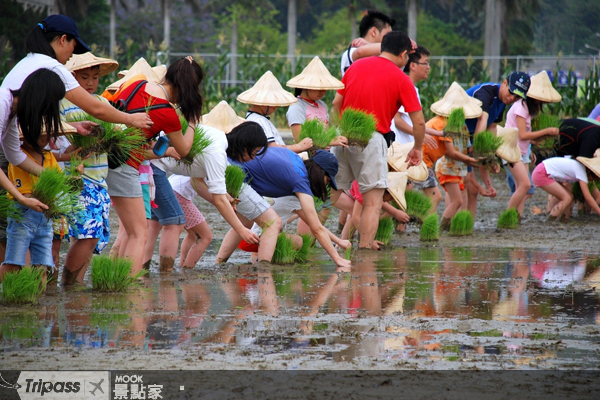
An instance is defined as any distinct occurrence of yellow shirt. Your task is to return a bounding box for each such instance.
[8,149,60,196]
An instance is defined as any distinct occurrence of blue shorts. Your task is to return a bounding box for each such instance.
[150,164,186,226]
[69,179,111,254]
[3,204,54,268]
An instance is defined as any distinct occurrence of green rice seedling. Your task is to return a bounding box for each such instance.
[91,255,146,292]
[374,217,394,246]
[225,165,246,200]
[472,130,503,166]
[1,267,46,304]
[31,167,81,219]
[572,181,600,203]
[420,214,439,241]
[345,246,352,260]
[405,190,433,224]
[178,124,213,166]
[66,129,100,158]
[444,108,465,139]
[497,208,519,229]
[295,234,314,263]
[0,190,22,221]
[531,114,561,157]
[272,233,297,264]
[64,155,88,192]
[299,119,338,154]
[339,108,377,148]
[449,210,474,236]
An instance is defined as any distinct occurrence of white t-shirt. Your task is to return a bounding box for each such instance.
[151,124,229,194]
[340,47,358,77]
[168,174,196,201]
[246,112,285,145]
[0,53,79,92]
[0,88,27,165]
[542,157,588,183]
[390,86,421,144]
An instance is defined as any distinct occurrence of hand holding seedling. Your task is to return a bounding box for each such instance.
[405,146,422,166]
[19,197,48,213]
[337,239,352,250]
[129,112,154,130]
[329,136,348,147]
[296,138,313,151]
[165,147,181,160]
[69,120,98,136]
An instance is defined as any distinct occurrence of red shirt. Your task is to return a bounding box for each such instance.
[338,56,421,133]
[114,80,181,169]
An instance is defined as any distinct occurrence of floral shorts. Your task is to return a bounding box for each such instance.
[174,192,205,230]
[69,179,111,254]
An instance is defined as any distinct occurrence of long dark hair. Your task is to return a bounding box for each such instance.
[25,23,76,59]
[304,159,329,202]
[226,121,268,162]
[164,57,204,124]
[13,69,66,154]
[525,97,542,119]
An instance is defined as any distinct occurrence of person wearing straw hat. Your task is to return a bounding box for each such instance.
[56,52,119,285]
[0,15,153,178]
[463,71,531,218]
[420,82,481,228]
[503,70,561,221]
[237,71,312,153]
[332,30,424,250]
[531,150,600,221]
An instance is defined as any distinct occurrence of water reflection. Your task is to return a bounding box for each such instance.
[1,248,599,365]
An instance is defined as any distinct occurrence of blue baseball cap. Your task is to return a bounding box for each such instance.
[312,150,338,190]
[41,15,91,55]
[507,71,530,100]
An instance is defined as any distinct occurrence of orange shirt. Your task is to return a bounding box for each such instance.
[8,149,60,197]
[422,116,451,169]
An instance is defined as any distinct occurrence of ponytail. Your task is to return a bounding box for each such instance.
[24,22,76,59]
[164,57,204,124]
[303,159,329,202]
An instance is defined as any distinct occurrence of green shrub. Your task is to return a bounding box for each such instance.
[405,190,433,224]
[420,214,439,241]
[374,217,394,246]
[1,267,45,304]
[91,255,146,292]
[299,118,338,150]
[339,108,376,147]
[225,165,246,199]
[449,210,474,236]
[497,208,519,229]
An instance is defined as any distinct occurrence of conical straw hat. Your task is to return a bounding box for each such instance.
[526,70,562,103]
[107,58,163,91]
[201,101,245,133]
[495,126,521,163]
[387,171,408,211]
[286,56,344,90]
[237,71,297,106]
[119,65,167,80]
[65,52,118,77]
[430,82,483,119]
[576,149,600,179]
[387,142,429,182]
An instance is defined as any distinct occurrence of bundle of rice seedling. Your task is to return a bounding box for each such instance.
[0,190,22,221]
[443,108,466,139]
[91,255,146,292]
[64,155,88,191]
[295,234,314,263]
[339,108,376,148]
[404,190,433,224]
[472,130,503,166]
[272,233,297,264]
[531,114,561,157]
[374,217,394,246]
[225,164,246,201]
[571,181,600,203]
[68,115,147,163]
[497,208,519,229]
[178,119,213,166]
[1,267,46,304]
[31,167,81,219]
[449,210,474,236]
[420,214,439,241]
[299,119,338,156]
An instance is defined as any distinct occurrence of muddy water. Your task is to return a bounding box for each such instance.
[2,246,599,369]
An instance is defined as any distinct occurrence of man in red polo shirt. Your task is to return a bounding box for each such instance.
[332,30,424,250]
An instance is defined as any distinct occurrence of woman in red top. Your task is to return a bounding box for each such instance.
[107,57,203,275]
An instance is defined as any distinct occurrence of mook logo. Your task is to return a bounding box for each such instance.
[11,371,110,400]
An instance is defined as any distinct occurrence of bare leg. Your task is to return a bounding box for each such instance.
[442,182,463,220]
[110,196,147,275]
[359,188,385,249]
[157,224,184,272]
[63,238,99,285]
[507,161,531,216]
[540,182,573,219]
[423,186,442,213]
[180,221,212,269]
[109,218,125,259]
[465,172,479,217]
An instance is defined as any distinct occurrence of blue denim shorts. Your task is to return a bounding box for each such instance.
[3,204,54,268]
[150,164,186,226]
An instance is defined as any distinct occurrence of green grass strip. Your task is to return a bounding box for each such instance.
[1,267,46,304]
[91,255,146,292]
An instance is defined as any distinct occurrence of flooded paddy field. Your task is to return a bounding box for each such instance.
[1,172,600,375]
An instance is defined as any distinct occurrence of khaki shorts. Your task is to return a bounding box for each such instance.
[333,132,388,193]
[236,184,271,221]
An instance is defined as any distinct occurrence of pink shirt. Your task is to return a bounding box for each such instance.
[505,100,531,156]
